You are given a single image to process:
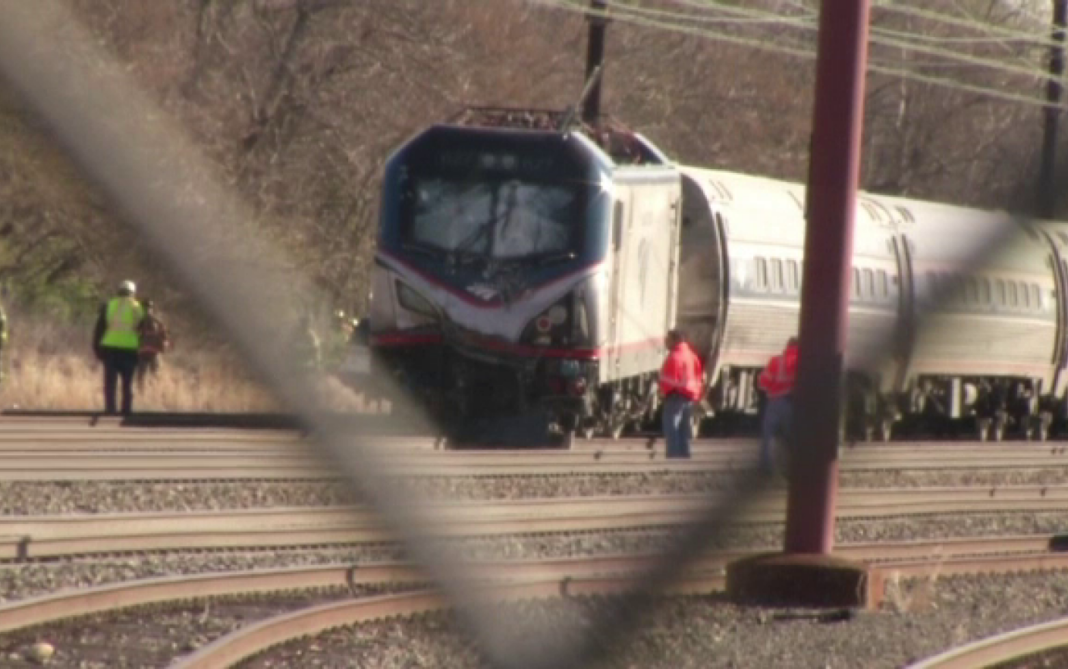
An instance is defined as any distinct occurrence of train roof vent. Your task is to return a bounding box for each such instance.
[447,107,665,165]
[860,201,880,222]
[895,206,915,224]
[707,179,733,203]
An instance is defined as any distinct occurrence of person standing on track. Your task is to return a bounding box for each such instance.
[93,280,145,415]
[658,329,704,459]
[758,336,799,475]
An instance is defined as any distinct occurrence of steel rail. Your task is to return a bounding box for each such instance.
[875,551,1068,580]
[0,553,723,634]
[3,488,1068,560]
[0,450,1065,480]
[174,549,1068,669]
[172,575,724,669]
[0,535,1057,647]
[905,615,1068,668]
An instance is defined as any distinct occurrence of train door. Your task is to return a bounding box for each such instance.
[606,191,631,381]
[1038,229,1068,396]
[890,233,917,390]
[676,174,729,377]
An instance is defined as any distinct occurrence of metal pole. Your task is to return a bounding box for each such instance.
[582,0,607,125]
[784,0,872,554]
[1039,0,1067,219]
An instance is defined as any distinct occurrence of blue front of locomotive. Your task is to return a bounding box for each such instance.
[368,125,614,425]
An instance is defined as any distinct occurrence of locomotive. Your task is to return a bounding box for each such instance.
[364,107,1066,442]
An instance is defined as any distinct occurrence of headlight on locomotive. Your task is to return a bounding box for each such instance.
[521,290,591,347]
[396,281,438,320]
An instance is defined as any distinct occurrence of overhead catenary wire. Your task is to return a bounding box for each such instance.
[527,0,1065,110]
[606,0,1059,82]
[677,0,1068,51]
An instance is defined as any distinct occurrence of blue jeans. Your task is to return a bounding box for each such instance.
[761,395,792,473]
[662,395,693,459]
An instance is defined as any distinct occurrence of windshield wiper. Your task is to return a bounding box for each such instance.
[402,243,444,260]
[531,251,577,267]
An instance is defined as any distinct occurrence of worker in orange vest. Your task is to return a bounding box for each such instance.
[757,337,799,474]
[658,329,704,459]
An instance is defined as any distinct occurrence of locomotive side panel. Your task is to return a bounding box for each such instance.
[602,172,681,383]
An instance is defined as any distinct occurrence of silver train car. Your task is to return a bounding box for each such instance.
[680,167,1061,441]
[365,110,1068,441]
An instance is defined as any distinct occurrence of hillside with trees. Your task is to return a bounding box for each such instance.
[0,0,1060,407]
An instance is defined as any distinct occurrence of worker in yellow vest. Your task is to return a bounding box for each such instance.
[92,280,145,415]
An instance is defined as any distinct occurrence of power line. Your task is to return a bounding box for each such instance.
[528,0,1059,109]
[607,0,1057,81]
[756,0,1066,50]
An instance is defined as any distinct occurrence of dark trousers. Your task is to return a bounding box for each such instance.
[102,347,139,415]
[761,395,793,473]
[662,395,693,459]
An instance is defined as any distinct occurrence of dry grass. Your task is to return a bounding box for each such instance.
[0,313,374,413]
[883,551,946,614]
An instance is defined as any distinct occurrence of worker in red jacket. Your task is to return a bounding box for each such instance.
[758,337,799,474]
[659,329,704,459]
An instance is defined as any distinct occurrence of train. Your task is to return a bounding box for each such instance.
[359,107,1068,443]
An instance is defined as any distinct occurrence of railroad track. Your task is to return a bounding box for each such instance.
[3,486,1068,561]
[4,417,1068,666]
[0,443,1065,480]
[0,535,1063,667]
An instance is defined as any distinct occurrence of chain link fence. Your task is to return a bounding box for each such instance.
[0,1,1036,667]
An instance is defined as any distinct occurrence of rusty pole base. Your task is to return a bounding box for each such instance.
[725,552,882,609]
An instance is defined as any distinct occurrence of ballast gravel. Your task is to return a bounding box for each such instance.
[0,587,401,668]
[4,510,1068,604]
[2,467,1068,514]
[240,570,1068,669]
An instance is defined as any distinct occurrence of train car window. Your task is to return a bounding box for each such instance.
[852,269,860,300]
[953,275,967,306]
[1020,282,1031,309]
[755,257,768,291]
[861,268,873,301]
[1032,284,1041,310]
[965,278,978,305]
[877,270,888,300]
[979,278,991,306]
[770,259,784,293]
[995,279,1006,306]
[787,260,799,292]
[1007,281,1018,307]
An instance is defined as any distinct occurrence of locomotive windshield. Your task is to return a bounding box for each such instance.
[407,177,580,260]
[389,129,600,266]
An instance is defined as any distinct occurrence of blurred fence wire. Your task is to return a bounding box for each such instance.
[0,0,1040,667]
[0,2,777,668]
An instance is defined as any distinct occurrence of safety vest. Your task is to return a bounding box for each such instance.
[758,345,799,399]
[100,297,144,350]
[659,342,704,400]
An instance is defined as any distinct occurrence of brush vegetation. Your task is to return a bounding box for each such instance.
[0,0,1059,409]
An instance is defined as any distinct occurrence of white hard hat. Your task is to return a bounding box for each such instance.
[119,280,136,295]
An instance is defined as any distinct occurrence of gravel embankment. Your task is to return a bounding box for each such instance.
[236,570,1068,669]
[3,510,1068,604]
[2,467,1068,513]
[5,566,1066,668]
[0,587,401,668]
